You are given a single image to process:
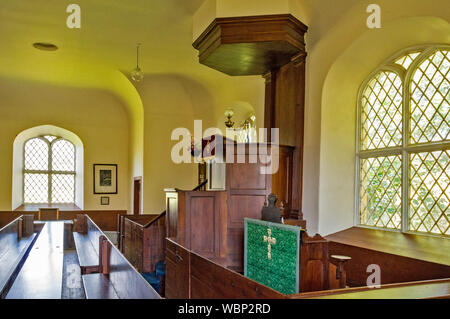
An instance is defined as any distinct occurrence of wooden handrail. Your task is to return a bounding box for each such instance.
[192,179,208,191]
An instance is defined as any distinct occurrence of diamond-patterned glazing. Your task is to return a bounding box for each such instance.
[24,173,48,203]
[360,155,402,229]
[410,50,450,144]
[23,136,76,204]
[24,138,48,170]
[409,150,449,235]
[52,139,75,171]
[395,52,420,70]
[361,71,403,150]
[51,174,75,203]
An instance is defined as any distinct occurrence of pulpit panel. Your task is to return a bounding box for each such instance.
[189,196,215,255]
[228,162,268,190]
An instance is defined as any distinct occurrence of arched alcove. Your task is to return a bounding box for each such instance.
[318,16,450,236]
[12,125,84,210]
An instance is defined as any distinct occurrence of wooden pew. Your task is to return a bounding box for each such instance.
[119,213,166,273]
[0,215,36,298]
[326,227,450,286]
[166,238,284,299]
[74,214,161,299]
[165,238,450,299]
[73,214,103,274]
[0,210,127,231]
[6,221,65,299]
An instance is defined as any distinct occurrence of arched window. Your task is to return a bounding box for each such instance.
[23,135,76,204]
[357,45,449,236]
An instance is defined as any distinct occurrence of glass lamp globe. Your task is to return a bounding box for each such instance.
[131,67,144,82]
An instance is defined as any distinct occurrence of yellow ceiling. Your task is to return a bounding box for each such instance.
[0,0,207,85]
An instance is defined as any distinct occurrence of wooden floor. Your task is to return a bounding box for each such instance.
[62,250,85,299]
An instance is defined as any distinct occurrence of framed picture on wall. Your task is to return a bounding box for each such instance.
[94,164,118,194]
[100,196,110,205]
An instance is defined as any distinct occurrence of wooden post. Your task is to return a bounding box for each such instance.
[99,235,111,274]
[17,217,23,240]
[74,214,87,234]
[330,255,352,289]
[22,215,35,237]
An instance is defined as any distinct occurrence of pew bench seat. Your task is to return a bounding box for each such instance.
[82,273,119,299]
[73,232,99,274]
[0,234,36,297]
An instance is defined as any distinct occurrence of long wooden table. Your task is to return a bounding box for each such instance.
[6,222,64,299]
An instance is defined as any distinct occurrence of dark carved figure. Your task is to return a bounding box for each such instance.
[261,194,282,223]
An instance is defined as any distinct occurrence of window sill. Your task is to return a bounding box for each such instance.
[14,203,81,212]
[325,226,450,266]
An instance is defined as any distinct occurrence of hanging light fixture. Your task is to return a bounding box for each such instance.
[131,43,144,82]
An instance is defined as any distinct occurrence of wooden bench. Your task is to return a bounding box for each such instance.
[0,215,36,298]
[73,215,102,275]
[75,214,161,299]
[6,221,64,299]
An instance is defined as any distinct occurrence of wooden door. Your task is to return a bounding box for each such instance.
[133,177,142,215]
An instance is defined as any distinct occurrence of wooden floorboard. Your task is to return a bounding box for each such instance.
[62,250,85,299]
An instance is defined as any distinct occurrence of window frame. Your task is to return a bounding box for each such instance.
[355,44,450,238]
[23,135,76,205]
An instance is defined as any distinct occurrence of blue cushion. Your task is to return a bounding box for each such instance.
[141,272,161,293]
[156,261,166,277]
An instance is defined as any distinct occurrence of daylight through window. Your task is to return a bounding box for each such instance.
[24,135,76,204]
[357,46,449,236]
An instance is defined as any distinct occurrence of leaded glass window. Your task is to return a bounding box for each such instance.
[23,135,76,204]
[357,46,449,236]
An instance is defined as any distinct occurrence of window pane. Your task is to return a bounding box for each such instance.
[410,150,449,235]
[52,139,75,171]
[43,135,57,142]
[361,71,403,150]
[410,50,449,144]
[360,155,402,229]
[51,174,75,203]
[24,138,48,170]
[395,52,420,70]
[24,173,48,203]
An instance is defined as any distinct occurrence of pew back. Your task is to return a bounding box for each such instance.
[166,238,284,299]
[76,214,161,299]
[0,210,127,231]
[119,213,166,273]
[165,238,450,300]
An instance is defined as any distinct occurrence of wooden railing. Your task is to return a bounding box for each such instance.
[118,180,208,272]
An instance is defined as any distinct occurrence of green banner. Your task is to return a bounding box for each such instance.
[244,218,302,294]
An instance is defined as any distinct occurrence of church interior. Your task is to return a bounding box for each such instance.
[0,0,449,301]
